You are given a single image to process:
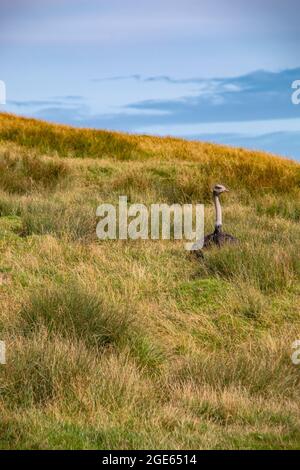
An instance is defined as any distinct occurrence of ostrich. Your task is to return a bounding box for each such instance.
[192,184,238,253]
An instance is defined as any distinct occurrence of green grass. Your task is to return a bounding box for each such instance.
[0,112,300,449]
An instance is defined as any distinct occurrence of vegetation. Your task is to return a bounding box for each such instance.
[0,112,300,449]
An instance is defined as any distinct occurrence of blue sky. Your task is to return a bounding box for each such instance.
[0,0,300,159]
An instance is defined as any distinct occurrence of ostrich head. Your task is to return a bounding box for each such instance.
[213,184,229,197]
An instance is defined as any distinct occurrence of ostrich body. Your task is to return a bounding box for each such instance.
[192,184,238,253]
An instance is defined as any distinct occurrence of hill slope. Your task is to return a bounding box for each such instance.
[0,113,300,450]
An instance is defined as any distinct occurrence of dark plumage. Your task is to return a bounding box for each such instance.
[203,225,238,248]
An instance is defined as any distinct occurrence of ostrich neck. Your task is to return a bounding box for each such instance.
[214,194,222,228]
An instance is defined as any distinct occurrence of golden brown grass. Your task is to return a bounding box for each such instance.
[0,113,300,449]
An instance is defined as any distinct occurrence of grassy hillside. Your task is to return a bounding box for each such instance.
[0,112,300,450]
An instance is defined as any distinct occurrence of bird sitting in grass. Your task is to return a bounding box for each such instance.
[192,184,238,255]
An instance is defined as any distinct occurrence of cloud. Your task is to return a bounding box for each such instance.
[8,95,86,110]
[23,68,300,131]
[33,104,89,124]
[92,75,142,83]
[30,67,300,131]
[1,0,299,46]
[8,99,64,108]
[123,68,300,124]
[93,74,206,84]
[93,68,300,126]
[53,95,85,101]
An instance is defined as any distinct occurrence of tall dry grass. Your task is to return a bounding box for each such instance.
[0,113,300,449]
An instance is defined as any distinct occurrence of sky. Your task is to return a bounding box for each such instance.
[0,0,300,159]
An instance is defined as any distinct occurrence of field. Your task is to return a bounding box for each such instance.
[0,112,300,450]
